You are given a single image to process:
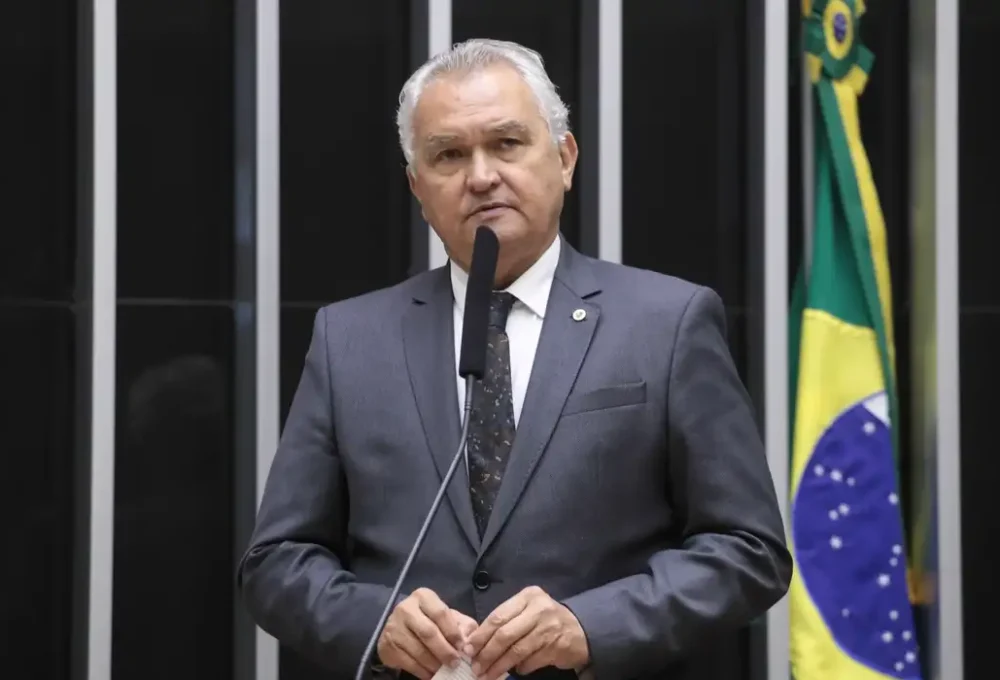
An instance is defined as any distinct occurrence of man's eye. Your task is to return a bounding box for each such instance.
[499,138,522,148]
[436,148,462,161]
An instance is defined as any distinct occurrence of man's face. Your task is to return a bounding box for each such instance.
[407,63,578,284]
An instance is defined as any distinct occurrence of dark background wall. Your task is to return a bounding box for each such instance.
[959,1,1000,677]
[0,2,79,677]
[113,1,237,677]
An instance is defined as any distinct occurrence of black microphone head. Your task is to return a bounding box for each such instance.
[458,226,499,379]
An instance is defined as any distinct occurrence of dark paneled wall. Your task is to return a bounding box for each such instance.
[0,2,79,676]
[959,1,1000,676]
[277,3,413,678]
[622,1,750,384]
[112,1,237,677]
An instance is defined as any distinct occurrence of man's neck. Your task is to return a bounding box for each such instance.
[493,232,559,288]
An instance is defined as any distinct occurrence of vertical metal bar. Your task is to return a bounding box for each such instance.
[427,0,451,270]
[86,1,117,678]
[910,0,962,676]
[802,32,814,277]
[934,0,962,675]
[232,0,280,677]
[763,0,789,678]
[597,0,621,264]
[256,1,281,679]
[576,0,600,258]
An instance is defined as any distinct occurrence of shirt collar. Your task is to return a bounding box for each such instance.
[451,234,560,320]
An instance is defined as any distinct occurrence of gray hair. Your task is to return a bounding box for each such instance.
[396,38,570,168]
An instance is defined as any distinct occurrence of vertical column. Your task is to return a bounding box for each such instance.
[910,0,963,677]
[258,0,281,678]
[933,0,962,675]
[235,0,280,678]
[427,0,452,270]
[84,1,117,678]
[597,0,621,264]
[934,0,963,662]
[763,0,789,678]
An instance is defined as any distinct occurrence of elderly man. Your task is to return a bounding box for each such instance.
[238,38,791,680]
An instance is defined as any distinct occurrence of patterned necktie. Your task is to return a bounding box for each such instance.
[467,291,518,538]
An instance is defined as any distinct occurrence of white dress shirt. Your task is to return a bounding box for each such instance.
[450,236,561,424]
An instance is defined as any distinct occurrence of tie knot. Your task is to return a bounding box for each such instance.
[488,291,517,329]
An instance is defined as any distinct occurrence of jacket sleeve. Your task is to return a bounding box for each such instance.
[236,307,397,674]
[562,286,793,679]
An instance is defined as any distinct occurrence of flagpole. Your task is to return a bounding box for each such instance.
[802,22,813,278]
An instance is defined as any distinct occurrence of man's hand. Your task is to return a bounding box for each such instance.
[377,588,476,680]
[464,586,590,680]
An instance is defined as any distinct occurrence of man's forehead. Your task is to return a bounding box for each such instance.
[422,63,531,104]
[412,65,543,135]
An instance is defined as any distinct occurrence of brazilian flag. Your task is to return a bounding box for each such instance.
[788,1,923,679]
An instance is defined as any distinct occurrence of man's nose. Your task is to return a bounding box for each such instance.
[466,150,500,192]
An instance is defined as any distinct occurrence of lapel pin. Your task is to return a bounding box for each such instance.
[572,308,587,322]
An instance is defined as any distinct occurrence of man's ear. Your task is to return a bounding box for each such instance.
[407,167,429,222]
[558,132,579,191]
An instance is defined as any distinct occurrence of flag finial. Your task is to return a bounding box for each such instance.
[803,0,874,93]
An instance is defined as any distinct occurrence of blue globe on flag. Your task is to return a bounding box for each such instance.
[792,391,920,679]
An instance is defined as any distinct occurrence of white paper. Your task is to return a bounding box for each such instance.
[431,657,478,680]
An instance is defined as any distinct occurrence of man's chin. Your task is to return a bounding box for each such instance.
[471,218,526,243]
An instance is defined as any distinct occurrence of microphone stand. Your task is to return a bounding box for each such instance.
[354,374,477,680]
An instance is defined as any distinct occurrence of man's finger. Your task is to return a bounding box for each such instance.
[420,596,464,649]
[451,610,478,641]
[464,593,530,656]
[470,609,538,677]
[383,629,440,680]
[478,626,546,680]
[404,607,463,667]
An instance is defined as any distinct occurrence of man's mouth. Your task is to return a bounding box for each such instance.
[471,202,511,217]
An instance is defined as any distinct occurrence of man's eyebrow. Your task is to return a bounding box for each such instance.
[488,120,532,136]
[424,133,460,157]
[423,133,461,153]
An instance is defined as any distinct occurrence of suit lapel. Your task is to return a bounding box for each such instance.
[479,245,601,556]
[403,270,481,552]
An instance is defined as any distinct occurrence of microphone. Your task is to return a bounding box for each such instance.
[458,226,500,379]
[354,226,499,680]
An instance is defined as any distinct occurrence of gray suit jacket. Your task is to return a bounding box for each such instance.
[238,241,792,680]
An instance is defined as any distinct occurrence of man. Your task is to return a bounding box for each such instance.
[238,39,792,680]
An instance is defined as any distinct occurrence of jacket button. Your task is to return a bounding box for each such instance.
[473,570,491,591]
